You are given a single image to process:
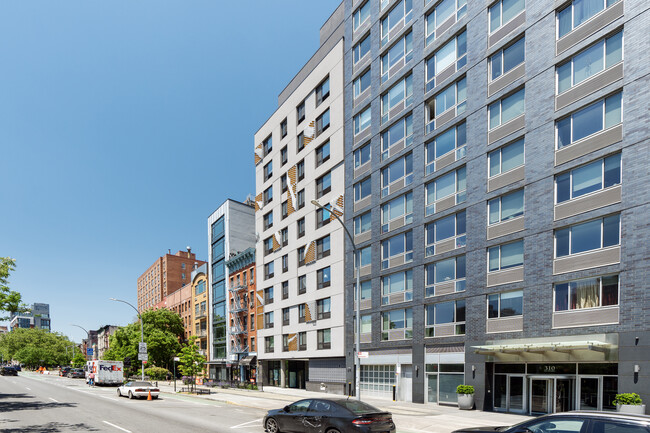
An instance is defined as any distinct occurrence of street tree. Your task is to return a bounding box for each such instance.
[71,351,86,368]
[177,337,206,392]
[0,257,28,320]
[0,328,74,368]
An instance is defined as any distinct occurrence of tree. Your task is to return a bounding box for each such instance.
[0,257,28,320]
[103,308,184,377]
[0,328,74,368]
[177,337,206,392]
[71,351,86,368]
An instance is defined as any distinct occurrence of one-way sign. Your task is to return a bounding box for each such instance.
[138,342,147,353]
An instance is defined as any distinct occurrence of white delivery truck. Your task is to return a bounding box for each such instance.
[85,360,124,386]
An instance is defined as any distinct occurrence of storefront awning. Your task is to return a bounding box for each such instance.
[472,340,612,355]
[239,356,257,366]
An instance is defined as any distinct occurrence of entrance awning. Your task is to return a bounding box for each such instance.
[472,340,612,355]
[239,356,257,366]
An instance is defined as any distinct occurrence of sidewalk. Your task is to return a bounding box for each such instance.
[158,381,533,433]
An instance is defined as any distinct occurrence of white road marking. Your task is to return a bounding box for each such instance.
[25,387,31,390]
[230,418,263,429]
[103,421,132,432]
[49,397,59,402]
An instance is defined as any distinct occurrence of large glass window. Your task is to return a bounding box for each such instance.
[489,88,525,129]
[490,37,525,81]
[354,142,371,168]
[353,1,371,31]
[425,255,466,297]
[558,0,621,39]
[426,166,466,215]
[354,211,372,236]
[355,246,372,269]
[381,308,413,339]
[554,274,619,311]
[382,32,413,83]
[381,231,413,269]
[488,188,524,224]
[556,92,622,149]
[381,192,413,232]
[426,31,467,92]
[489,0,525,32]
[556,153,621,203]
[361,365,396,394]
[354,177,372,202]
[316,172,331,198]
[425,211,466,256]
[317,329,331,349]
[425,300,466,336]
[354,106,372,135]
[425,123,466,174]
[354,69,371,98]
[381,0,413,46]
[354,35,371,64]
[555,214,620,257]
[381,270,413,304]
[425,0,467,46]
[381,114,413,160]
[488,138,524,177]
[427,77,467,128]
[557,31,622,93]
[488,289,523,318]
[381,75,413,124]
[381,153,413,196]
[488,240,524,271]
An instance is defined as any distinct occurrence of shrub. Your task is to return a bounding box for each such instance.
[614,393,643,406]
[143,366,170,381]
[456,385,475,395]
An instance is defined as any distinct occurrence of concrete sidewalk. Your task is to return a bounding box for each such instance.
[158,381,533,433]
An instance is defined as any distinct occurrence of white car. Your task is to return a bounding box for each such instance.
[116,381,160,399]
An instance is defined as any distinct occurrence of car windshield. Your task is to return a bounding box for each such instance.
[131,381,153,387]
[336,400,382,415]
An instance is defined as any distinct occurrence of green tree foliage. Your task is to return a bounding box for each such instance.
[0,257,28,320]
[0,328,74,368]
[71,351,86,368]
[143,366,170,381]
[103,308,184,376]
[177,337,206,392]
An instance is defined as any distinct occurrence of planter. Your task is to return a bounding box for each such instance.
[617,404,646,415]
[457,393,474,410]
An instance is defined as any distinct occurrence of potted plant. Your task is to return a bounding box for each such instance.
[614,393,646,414]
[456,385,475,410]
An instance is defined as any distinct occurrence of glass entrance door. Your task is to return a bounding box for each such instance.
[509,376,525,412]
[530,379,551,414]
[529,377,576,414]
[555,378,574,412]
[579,377,599,410]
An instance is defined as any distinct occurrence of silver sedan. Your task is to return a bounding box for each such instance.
[116,381,160,399]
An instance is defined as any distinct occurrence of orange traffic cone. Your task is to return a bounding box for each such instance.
[147,390,152,401]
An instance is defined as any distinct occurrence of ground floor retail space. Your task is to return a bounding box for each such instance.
[259,358,347,393]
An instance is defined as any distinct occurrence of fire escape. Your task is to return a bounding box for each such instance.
[229,283,249,359]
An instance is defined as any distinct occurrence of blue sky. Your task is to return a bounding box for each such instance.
[0,1,341,343]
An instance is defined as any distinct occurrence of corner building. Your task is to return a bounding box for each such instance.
[341,0,650,413]
[254,7,348,392]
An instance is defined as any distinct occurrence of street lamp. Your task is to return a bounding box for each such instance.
[311,199,361,400]
[110,298,145,380]
[71,324,91,360]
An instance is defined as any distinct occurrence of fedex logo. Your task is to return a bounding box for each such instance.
[99,365,122,372]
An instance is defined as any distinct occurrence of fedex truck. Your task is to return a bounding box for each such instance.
[85,360,124,386]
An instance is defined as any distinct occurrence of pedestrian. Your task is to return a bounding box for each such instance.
[88,370,95,387]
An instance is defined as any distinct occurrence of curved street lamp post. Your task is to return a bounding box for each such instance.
[312,200,361,400]
[70,324,91,361]
[110,298,145,380]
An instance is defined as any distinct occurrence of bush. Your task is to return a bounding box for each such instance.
[181,376,193,385]
[143,366,170,381]
[456,385,475,395]
[614,393,643,405]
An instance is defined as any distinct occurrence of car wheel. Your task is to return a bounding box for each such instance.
[128,391,134,400]
[265,417,281,433]
[152,396,158,400]
[326,429,341,433]
[117,389,121,397]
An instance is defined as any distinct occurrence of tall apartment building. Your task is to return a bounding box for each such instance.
[225,247,257,383]
[137,248,206,312]
[10,303,51,331]
[156,283,193,340]
[254,6,348,392]
[191,264,209,360]
[339,0,649,414]
[207,199,255,380]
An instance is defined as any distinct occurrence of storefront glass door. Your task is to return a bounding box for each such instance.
[509,376,525,411]
[530,378,551,414]
[529,377,575,414]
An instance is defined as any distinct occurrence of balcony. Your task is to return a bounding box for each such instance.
[195,310,207,319]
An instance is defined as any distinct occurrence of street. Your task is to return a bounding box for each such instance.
[0,373,266,433]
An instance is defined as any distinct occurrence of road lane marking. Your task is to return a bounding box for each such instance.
[25,387,31,390]
[230,418,263,429]
[103,421,132,432]
[49,397,59,402]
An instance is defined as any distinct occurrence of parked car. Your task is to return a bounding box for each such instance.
[0,366,18,376]
[116,381,160,399]
[67,368,85,378]
[451,411,650,433]
[59,367,71,377]
[263,398,395,433]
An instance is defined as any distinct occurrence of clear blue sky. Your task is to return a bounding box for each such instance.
[0,1,341,343]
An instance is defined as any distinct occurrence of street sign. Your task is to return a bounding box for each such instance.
[138,342,147,353]
[357,352,369,358]
[86,348,93,356]
[138,353,148,361]
[173,357,180,362]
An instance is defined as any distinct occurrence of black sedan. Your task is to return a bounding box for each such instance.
[67,368,85,378]
[264,398,395,433]
[0,366,18,376]
[452,411,650,433]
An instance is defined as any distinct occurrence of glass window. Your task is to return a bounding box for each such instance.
[353,1,371,30]
[355,280,372,300]
[381,32,413,82]
[354,35,371,64]
[354,143,371,168]
[556,153,621,203]
[425,123,466,174]
[280,119,287,139]
[354,69,371,98]
[381,154,413,192]
[354,246,372,269]
[381,0,413,46]
[433,77,467,117]
[425,211,466,256]
[354,177,372,202]
[555,214,620,257]
[490,37,525,81]
[489,88,525,129]
[558,0,620,39]
[315,109,330,136]
[360,315,372,334]
[381,114,413,159]
[425,0,467,46]
[426,31,467,92]
[316,141,330,167]
[354,212,372,236]
[426,166,466,215]
[316,172,331,198]
[425,300,465,336]
[554,275,619,311]
[315,77,330,107]
[425,255,466,297]
[488,289,523,318]
[381,75,413,123]
[263,161,273,180]
[488,138,524,177]
[381,270,413,304]
[317,266,331,289]
[381,231,413,268]
[489,0,525,32]
[381,308,413,331]
[354,106,372,135]
[297,101,305,123]
[381,192,413,231]
[262,135,272,156]
[488,240,524,271]
[557,92,622,148]
[488,189,524,224]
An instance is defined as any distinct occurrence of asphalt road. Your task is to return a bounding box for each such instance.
[0,372,267,433]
